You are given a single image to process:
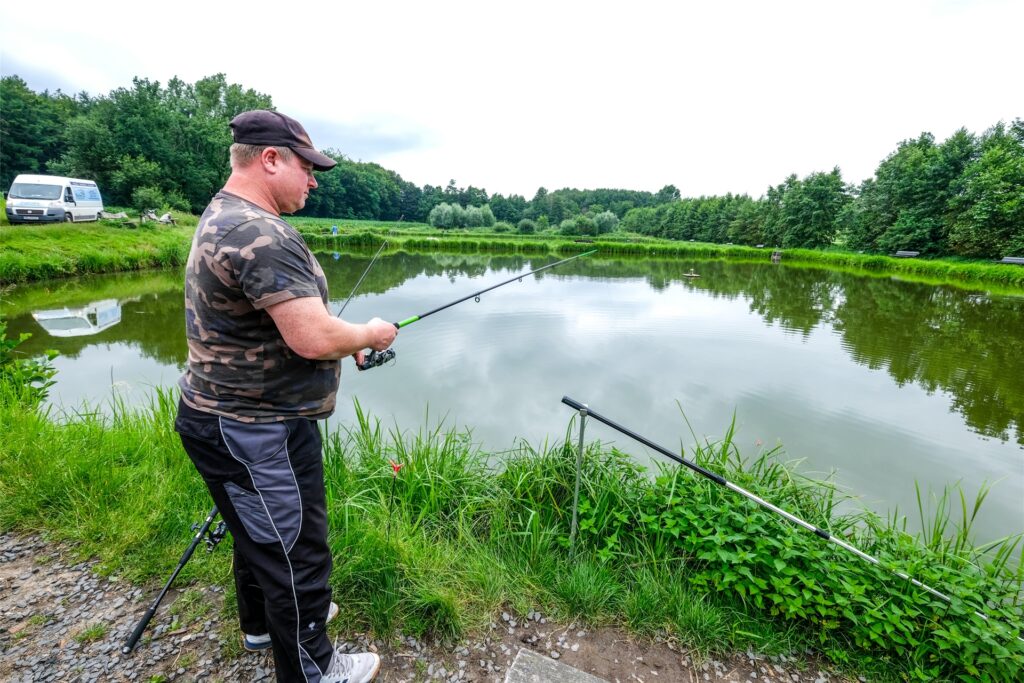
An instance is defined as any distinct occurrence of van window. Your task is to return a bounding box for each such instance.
[65,187,75,202]
[9,183,62,200]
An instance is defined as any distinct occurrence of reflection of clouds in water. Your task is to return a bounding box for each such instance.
[45,343,177,416]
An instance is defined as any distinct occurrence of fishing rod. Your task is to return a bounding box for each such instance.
[122,506,226,653]
[357,249,598,370]
[560,396,1021,636]
[337,240,388,319]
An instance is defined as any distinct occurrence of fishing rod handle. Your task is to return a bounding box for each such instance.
[122,606,157,653]
[122,506,219,653]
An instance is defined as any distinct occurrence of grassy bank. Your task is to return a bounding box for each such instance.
[4,212,1024,293]
[0,219,194,284]
[1,339,1021,680]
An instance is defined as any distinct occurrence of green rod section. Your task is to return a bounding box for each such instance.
[392,249,597,329]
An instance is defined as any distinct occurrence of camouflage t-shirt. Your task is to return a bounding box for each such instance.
[178,192,340,422]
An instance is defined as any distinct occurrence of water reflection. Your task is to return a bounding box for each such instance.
[33,299,122,337]
[1,254,1021,540]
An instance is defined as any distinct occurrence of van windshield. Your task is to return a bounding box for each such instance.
[9,183,62,200]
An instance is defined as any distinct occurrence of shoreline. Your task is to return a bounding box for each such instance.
[0,532,851,683]
[3,220,1024,292]
[1,382,1020,681]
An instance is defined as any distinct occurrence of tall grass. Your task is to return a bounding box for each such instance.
[1,376,1020,680]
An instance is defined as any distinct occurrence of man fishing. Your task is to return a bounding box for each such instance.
[175,109,396,683]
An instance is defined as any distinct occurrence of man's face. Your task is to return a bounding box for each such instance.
[275,152,318,214]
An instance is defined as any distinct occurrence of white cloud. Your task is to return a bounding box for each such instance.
[2,0,1020,198]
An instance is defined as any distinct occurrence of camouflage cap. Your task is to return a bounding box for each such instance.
[230,110,337,171]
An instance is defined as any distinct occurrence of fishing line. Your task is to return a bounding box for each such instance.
[358,249,597,370]
[337,240,389,318]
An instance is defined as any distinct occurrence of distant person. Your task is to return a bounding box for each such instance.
[175,109,396,683]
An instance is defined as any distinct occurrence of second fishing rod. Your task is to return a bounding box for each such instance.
[354,249,597,370]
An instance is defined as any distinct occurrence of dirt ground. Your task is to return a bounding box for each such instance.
[0,533,855,682]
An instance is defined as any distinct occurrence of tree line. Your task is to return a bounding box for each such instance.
[0,74,675,224]
[2,74,1021,259]
[621,123,1023,261]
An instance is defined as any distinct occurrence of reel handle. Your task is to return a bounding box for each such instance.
[357,348,396,371]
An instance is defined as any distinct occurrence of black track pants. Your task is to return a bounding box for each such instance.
[175,399,334,683]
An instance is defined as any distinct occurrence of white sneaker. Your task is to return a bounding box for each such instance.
[242,601,339,652]
[242,632,272,651]
[323,650,381,683]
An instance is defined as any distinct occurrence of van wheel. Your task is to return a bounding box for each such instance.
[64,213,73,223]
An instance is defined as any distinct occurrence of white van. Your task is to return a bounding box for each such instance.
[5,174,104,224]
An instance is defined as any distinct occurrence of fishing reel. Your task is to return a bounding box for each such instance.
[192,518,227,552]
[357,348,396,371]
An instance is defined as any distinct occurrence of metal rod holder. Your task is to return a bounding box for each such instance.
[569,405,587,549]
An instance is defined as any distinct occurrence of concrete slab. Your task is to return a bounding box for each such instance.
[504,647,608,683]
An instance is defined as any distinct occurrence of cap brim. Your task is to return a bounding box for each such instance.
[292,146,337,172]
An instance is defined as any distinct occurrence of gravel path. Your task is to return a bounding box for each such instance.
[1,533,855,682]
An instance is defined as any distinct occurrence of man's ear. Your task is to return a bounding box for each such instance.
[260,147,283,174]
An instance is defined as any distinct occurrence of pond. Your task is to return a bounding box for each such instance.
[3,252,1022,544]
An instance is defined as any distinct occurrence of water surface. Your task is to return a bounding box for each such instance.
[4,253,1022,543]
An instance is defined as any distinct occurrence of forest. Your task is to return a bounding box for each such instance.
[2,73,1021,259]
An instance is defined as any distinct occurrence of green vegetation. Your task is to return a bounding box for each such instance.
[4,214,1024,292]
[0,319,57,408]
[620,125,1024,261]
[0,74,270,213]
[5,74,1020,260]
[427,202,496,229]
[0,329,1020,681]
[170,588,213,629]
[0,220,193,284]
[74,622,108,644]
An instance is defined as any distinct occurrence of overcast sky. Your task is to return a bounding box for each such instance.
[2,0,1021,199]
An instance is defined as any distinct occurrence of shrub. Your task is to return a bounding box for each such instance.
[493,222,513,233]
[165,190,191,212]
[559,219,578,236]
[517,219,536,234]
[576,215,597,236]
[480,205,496,227]
[464,206,484,227]
[593,210,619,234]
[428,203,456,229]
[132,186,165,213]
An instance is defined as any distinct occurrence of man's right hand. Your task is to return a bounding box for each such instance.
[365,317,398,351]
